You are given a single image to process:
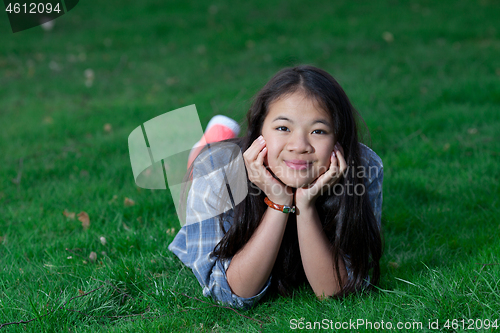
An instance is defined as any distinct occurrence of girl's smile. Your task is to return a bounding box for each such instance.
[284,160,313,170]
[261,91,335,188]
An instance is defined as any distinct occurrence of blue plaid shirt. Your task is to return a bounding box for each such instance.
[168,143,383,309]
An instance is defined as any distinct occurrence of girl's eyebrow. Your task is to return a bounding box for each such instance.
[272,116,293,123]
[272,116,331,127]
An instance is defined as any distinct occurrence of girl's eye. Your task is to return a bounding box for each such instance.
[276,126,289,132]
[312,129,327,134]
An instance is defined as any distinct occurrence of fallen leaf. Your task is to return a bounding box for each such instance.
[103,123,112,132]
[245,40,255,49]
[382,31,394,43]
[78,211,90,230]
[84,68,94,80]
[78,289,85,295]
[49,60,62,71]
[124,197,135,207]
[208,5,218,15]
[103,38,113,47]
[89,251,97,262]
[165,77,178,86]
[27,60,35,76]
[63,209,75,220]
[84,68,94,87]
[388,262,399,269]
[100,236,107,246]
[109,195,118,204]
[42,116,53,124]
[196,45,206,54]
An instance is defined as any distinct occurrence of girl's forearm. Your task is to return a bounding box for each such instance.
[296,205,347,298]
[226,207,289,298]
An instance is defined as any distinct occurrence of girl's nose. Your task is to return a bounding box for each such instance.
[286,132,313,153]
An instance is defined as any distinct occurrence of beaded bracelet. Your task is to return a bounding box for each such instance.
[264,197,296,214]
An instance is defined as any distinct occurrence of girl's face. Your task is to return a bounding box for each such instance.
[261,91,336,188]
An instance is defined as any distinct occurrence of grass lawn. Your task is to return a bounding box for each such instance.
[1,0,500,331]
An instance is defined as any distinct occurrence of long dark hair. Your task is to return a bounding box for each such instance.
[206,65,382,297]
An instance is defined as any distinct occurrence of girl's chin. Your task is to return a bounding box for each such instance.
[280,178,313,188]
[267,166,313,188]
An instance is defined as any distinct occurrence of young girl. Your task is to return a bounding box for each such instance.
[169,65,383,310]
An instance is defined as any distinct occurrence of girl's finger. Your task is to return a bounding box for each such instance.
[243,135,266,162]
[256,146,267,165]
[250,141,267,171]
[307,151,337,190]
[334,144,347,175]
[327,150,339,176]
[247,147,271,185]
[330,150,338,165]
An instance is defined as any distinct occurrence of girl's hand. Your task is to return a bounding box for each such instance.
[295,142,346,209]
[243,135,294,205]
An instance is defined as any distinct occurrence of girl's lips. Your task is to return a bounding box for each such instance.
[284,160,313,170]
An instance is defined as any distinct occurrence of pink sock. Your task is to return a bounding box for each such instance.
[187,115,240,169]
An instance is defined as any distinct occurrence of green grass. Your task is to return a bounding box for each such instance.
[1,0,500,331]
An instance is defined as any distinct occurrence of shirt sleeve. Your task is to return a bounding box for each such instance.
[168,146,271,310]
[359,143,384,228]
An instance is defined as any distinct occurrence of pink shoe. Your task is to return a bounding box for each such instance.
[187,115,240,169]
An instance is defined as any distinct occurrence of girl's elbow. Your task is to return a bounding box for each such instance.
[313,281,346,299]
[315,292,331,300]
[313,287,336,300]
